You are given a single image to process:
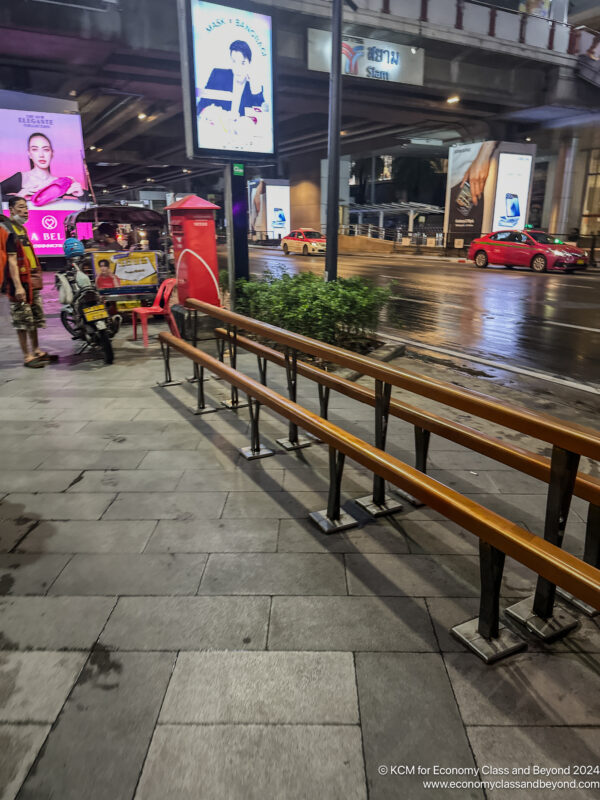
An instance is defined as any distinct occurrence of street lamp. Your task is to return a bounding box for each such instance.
[325,0,358,282]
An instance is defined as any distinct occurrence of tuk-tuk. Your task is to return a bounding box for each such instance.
[63,205,172,311]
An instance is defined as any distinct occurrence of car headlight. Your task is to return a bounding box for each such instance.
[551,249,566,256]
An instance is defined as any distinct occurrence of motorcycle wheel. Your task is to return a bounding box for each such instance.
[98,329,114,365]
[60,309,78,337]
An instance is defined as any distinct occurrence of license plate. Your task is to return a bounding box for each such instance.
[577,259,584,264]
[83,305,109,322]
[116,300,139,311]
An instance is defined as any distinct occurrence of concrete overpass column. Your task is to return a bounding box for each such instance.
[289,154,321,232]
[548,136,578,236]
[378,211,384,230]
[408,210,416,235]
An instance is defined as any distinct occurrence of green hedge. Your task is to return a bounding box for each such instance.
[235,271,390,350]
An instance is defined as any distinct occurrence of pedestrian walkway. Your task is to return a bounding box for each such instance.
[0,281,599,800]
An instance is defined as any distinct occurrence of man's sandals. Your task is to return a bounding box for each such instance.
[34,350,59,363]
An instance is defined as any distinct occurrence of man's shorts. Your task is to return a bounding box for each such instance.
[10,290,46,332]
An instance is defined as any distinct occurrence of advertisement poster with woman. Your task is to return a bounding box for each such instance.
[445,141,497,243]
[189,0,274,155]
[0,107,88,256]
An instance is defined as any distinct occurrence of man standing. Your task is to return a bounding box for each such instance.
[0,196,53,367]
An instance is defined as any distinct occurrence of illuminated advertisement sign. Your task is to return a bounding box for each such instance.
[0,95,88,256]
[308,29,424,86]
[181,0,274,157]
[249,179,290,238]
[445,141,496,242]
[492,153,534,232]
[92,251,159,294]
[519,1,552,19]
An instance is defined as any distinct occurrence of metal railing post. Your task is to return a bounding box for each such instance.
[309,446,358,533]
[221,324,248,409]
[318,384,331,419]
[452,541,527,663]
[240,395,274,460]
[506,445,580,639]
[157,340,182,387]
[257,355,268,386]
[356,380,403,517]
[276,347,312,451]
[190,364,218,415]
[558,502,600,617]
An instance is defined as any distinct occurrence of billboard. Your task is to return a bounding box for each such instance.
[445,141,497,243]
[249,179,290,238]
[0,95,88,256]
[492,153,534,232]
[91,251,159,294]
[519,1,552,18]
[181,0,274,157]
[308,29,424,86]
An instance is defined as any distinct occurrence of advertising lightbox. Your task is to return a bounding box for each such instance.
[180,0,275,158]
[492,153,534,233]
[248,179,290,239]
[0,92,88,256]
[445,141,496,243]
[92,251,159,294]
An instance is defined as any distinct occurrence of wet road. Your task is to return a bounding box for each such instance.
[245,248,600,387]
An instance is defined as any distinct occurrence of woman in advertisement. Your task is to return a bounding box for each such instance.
[0,132,84,206]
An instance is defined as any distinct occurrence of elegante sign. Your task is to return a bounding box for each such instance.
[0,89,89,256]
[307,29,424,86]
[180,0,275,158]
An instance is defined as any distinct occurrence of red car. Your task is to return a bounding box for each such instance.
[468,230,589,273]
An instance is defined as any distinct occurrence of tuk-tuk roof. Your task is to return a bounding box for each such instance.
[64,205,164,229]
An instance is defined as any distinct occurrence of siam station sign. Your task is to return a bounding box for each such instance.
[308,28,424,86]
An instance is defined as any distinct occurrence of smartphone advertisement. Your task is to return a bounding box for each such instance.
[0,92,89,256]
[248,179,290,238]
[492,153,533,232]
[183,0,275,157]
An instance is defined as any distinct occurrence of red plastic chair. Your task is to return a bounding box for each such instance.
[131,278,180,347]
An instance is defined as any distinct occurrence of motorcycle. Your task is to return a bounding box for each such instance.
[56,238,120,365]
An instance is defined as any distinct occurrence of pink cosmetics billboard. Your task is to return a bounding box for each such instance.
[0,106,88,256]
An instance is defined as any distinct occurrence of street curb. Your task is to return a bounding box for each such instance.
[335,343,406,381]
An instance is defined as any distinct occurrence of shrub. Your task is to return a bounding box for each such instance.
[235,270,390,350]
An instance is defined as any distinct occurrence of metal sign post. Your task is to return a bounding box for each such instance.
[325,0,343,282]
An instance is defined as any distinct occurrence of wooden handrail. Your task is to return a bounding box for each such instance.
[187,299,600,461]
[215,328,600,507]
[160,331,600,610]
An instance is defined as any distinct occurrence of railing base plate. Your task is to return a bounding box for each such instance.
[239,445,275,461]
[304,432,323,444]
[451,618,527,664]
[190,405,218,416]
[355,494,403,518]
[186,375,210,384]
[221,400,250,410]
[156,380,183,388]
[309,509,359,534]
[505,596,579,641]
[393,488,425,508]
[276,436,312,452]
[556,587,598,618]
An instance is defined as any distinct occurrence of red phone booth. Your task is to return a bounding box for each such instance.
[165,195,221,306]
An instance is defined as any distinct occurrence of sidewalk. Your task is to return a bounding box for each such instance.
[1,283,599,800]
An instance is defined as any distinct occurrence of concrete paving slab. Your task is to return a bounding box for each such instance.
[282,468,372,493]
[0,596,115,650]
[18,434,116,452]
[37,450,147,470]
[0,453,48,470]
[0,555,70,596]
[401,520,479,555]
[104,433,203,451]
[0,724,50,800]
[356,653,483,800]
[198,553,346,595]
[486,470,551,495]
[427,469,501,494]
[176,469,285,492]
[67,470,183,493]
[99,596,269,651]
[102,492,227,521]
[0,471,81,494]
[16,651,175,800]
[467,726,600,800]
[0,521,34,553]
[346,554,482,597]
[145,519,278,553]
[277,519,410,554]
[18,521,156,554]
[160,651,358,724]
[0,651,86,722]
[222,490,330,518]
[269,596,437,651]
[444,652,600,726]
[49,553,208,596]
[0,493,115,521]
[138,448,239,471]
[135,724,367,800]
